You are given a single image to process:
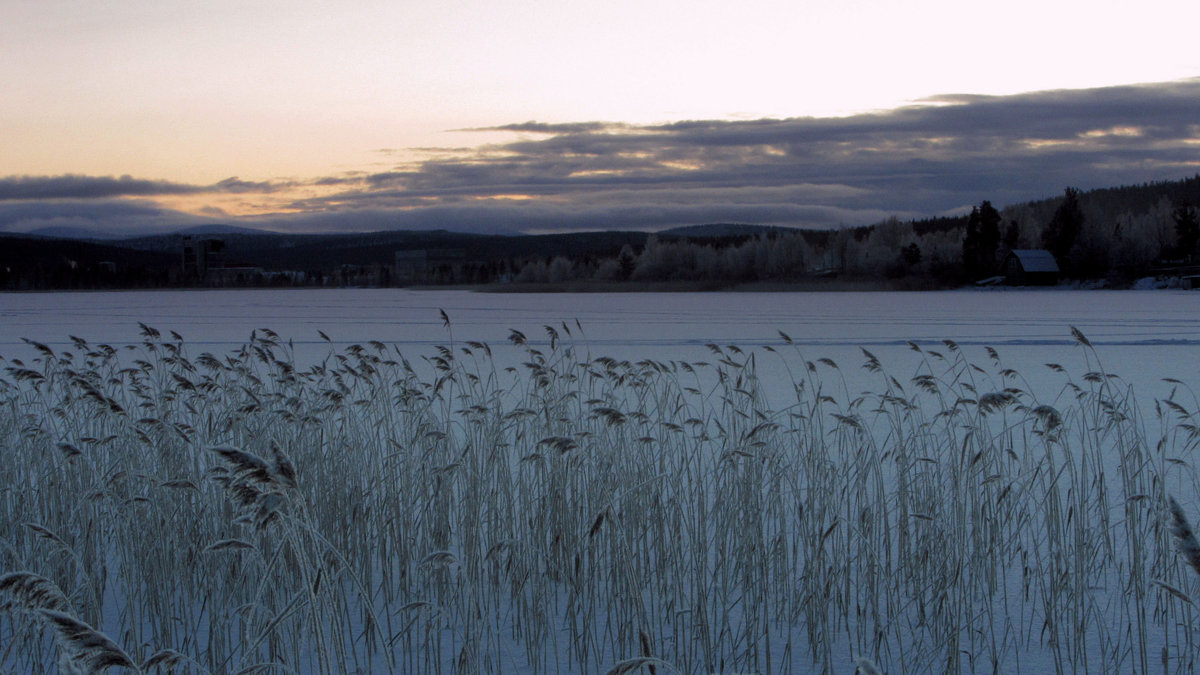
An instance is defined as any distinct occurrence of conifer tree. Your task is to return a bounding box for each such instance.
[962,200,1002,279]
[962,206,982,279]
[1174,204,1198,260]
[978,201,1002,275]
[1042,187,1084,263]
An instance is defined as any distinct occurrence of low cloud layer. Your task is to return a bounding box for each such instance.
[3,79,1198,236]
[0,175,201,201]
[0,175,290,203]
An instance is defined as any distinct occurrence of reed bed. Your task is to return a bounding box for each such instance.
[0,320,1199,673]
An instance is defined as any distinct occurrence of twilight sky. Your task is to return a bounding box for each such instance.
[3,0,1199,236]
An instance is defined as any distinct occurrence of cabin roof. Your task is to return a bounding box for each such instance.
[1008,249,1060,273]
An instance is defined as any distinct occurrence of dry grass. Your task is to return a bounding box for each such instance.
[38,609,137,673]
[0,323,1197,673]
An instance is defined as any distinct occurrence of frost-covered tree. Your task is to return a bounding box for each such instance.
[917,229,963,282]
[694,244,720,279]
[763,233,811,277]
[630,235,670,281]
[547,256,573,283]
[616,244,638,279]
[593,258,623,281]
[859,217,915,277]
[632,236,707,281]
[999,203,1043,250]
[515,259,549,283]
[720,241,759,281]
[825,226,856,273]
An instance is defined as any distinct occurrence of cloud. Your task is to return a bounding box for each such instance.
[213,177,281,193]
[0,175,201,201]
[471,121,627,134]
[0,174,297,202]
[5,79,1200,236]
[244,199,893,236]
[272,79,1200,231]
[345,80,1200,221]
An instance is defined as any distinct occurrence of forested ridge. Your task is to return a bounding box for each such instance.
[3,175,1198,290]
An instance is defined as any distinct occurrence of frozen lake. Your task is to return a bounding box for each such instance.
[1,287,1197,404]
[2,287,1197,348]
[4,287,1200,673]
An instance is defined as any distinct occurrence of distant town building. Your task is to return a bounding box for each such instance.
[180,236,279,286]
[1003,249,1060,286]
[181,236,226,279]
[394,249,467,284]
[334,264,388,287]
[206,264,265,286]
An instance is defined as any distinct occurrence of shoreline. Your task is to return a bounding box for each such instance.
[0,276,1178,295]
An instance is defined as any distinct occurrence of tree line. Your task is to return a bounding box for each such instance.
[3,175,1199,290]
[510,175,1200,287]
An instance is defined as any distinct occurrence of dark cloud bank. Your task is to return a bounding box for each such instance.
[3,79,1197,236]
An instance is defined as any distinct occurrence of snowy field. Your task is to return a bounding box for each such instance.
[2,287,1199,392]
[3,287,1199,350]
[3,288,1200,673]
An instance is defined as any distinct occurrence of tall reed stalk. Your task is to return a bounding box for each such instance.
[0,322,1197,673]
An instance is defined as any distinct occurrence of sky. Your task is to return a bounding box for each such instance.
[2,0,1199,237]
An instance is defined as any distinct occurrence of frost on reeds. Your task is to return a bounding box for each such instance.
[1168,495,1200,578]
[0,571,70,612]
[208,444,296,528]
[38,609,137,673]
[1,323,1199,673]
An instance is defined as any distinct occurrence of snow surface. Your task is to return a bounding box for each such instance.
[2,288,1197,403]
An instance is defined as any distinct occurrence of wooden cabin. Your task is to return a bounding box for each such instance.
[1003,249,1060,286]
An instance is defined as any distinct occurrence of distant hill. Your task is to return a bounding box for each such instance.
[21,223,270,241]
[25,226,130,240]
[0,233,169,263]
[0,233,178,289]
[113,228,654,271]
[5,173,1200,290]
[172,224,272,236]
[658,223,787,238]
